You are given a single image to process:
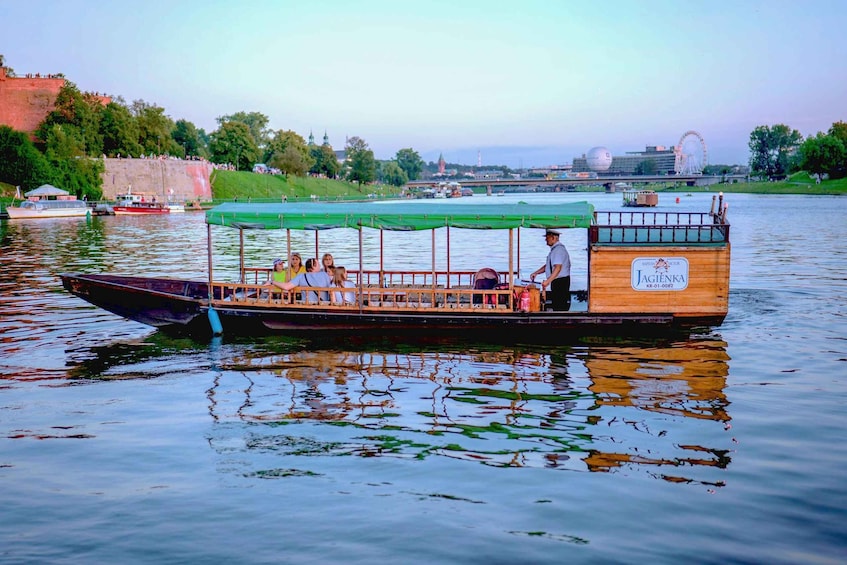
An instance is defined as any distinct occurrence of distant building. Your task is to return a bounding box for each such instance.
[573,145,677,175]
[529,164,572,177]
[474,169,503,180]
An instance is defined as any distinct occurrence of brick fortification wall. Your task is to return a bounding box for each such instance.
[0,67,111,134]
[0,67,212,200]
[0,67,66,133]
[102,158,214,202]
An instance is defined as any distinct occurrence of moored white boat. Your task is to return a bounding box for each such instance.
[6,184,89,219]
[6,199,90,219]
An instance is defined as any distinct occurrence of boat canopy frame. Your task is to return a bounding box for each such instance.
[205,201,596,232]
[204,201,596,299]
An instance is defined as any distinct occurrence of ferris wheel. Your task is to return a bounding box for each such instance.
[674,130,708,174]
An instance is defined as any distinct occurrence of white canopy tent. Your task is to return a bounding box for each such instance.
[24,184,70,197]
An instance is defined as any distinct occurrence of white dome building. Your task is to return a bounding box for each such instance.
[586,146,613,172]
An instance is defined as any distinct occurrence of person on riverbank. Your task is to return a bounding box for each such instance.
[331,266,357,305]
[270,257,331,303]
[530,229,571,311]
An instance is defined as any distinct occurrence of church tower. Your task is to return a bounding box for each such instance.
[438,153,446,175]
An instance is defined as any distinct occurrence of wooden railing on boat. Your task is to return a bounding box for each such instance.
[591,211,729,245]
[210,280,519,311]
[239,268,512,289]
[213,269,524,311]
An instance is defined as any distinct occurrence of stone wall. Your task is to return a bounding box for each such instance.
[101,158,214,202]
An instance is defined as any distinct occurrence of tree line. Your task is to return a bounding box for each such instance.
[748,121,847,180]
[0,57,426,198]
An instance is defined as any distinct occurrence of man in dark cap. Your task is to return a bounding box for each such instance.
[530,229,571,311]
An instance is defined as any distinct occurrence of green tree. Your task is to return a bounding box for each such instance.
[799,133,846,179]
[828,121,847,146]
[0,126,54,190]
[42,124,104,199]
[395,147,424,180]
[131,100,178,155]
[217,111,270,150]
[345,136,375,187]
[100,99,142,157]
[703,164,734,175]
[173,119,207,158]
[209,121,260,170]
[310,144,340,178]
[634,159,657,175]
[265,130,313,175]
[381,160,408,187]
[748,124,803,178]
[0,54,16,76]
[35,81,104,156]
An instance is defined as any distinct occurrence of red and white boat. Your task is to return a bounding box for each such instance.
[113,192,170,215]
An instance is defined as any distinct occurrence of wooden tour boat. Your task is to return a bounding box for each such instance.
[622,189,659,207]
[61,195,731,339]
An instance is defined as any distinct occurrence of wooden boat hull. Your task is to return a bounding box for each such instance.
[60,273,723,338]
[61,274,208,329]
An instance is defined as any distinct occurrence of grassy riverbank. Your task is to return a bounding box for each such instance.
[209,170,403,202]
[658,172,847,195]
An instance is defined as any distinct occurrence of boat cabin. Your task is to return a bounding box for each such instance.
[622,190,659,207]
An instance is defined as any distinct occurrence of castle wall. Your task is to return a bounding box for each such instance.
[101,158,214,202]
[0,67,66,133]
[0,67,111,135]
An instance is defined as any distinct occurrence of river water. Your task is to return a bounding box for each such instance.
[0,192,845,564]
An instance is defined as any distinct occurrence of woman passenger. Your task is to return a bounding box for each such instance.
[287,252,306,280]
[331,266,356,305]
[322,253,335,275]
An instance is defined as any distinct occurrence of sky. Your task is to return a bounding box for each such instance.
[2,0,845,168]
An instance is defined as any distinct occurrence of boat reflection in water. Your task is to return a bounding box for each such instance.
[69,334,732,486]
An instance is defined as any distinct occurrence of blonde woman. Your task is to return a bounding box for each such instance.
[321,253,335,275]
[287,252,306,280]
[331,266,356,305]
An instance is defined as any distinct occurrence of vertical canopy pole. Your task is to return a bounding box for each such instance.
[380,229,384,286]
[286,228,291,272]
[516,227,521,283]
[446,226,451,289]
[239,228,245,283]
[207,223,214,292]
[358,226,364,311]
[431,229,436,289]
[315,231,319,262]
[206,222,222,335]
[509,228,514,286]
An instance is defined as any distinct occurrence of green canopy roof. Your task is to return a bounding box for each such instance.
[205,201,595,231]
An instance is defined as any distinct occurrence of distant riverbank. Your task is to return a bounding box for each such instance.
[2,171,845,215]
